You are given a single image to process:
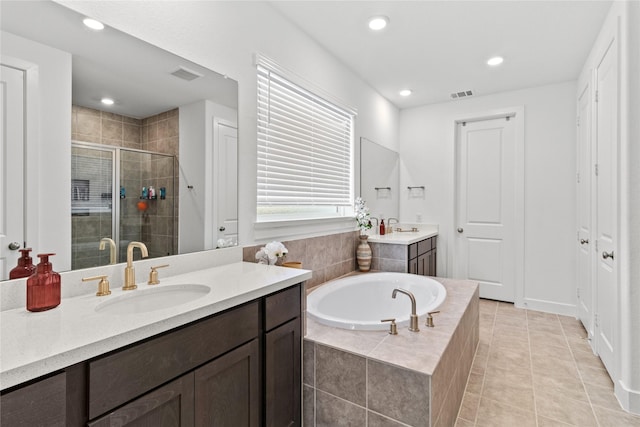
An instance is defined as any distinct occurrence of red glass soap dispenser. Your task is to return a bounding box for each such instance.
[26,253,61,312]
[9,248,36,279]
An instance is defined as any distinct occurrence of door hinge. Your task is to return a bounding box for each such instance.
[577,287,580,298]
[595,164,599,176]
[595,313,599,327]
[576,116,580,127]
[595,240,599,251]
[577,172,581,184]
[595,90,599,103]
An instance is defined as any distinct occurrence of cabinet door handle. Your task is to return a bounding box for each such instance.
[602,251,614,260]
[457,227,464,233]
[580,239,589,245]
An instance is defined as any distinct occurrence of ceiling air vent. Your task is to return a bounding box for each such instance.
[450,90,474,99]
[171,66,203,82]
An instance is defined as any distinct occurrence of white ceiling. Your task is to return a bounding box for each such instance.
[1,1,237,119]
[270,1,612,109]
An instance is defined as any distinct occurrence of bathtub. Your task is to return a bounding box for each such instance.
[307,272,447,331]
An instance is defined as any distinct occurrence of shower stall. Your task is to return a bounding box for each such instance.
[71,142,177,269]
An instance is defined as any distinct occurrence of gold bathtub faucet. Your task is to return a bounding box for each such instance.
[123,242,149,290]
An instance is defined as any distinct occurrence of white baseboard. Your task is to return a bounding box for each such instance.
[518,298,577,317]
[616,381,640,415]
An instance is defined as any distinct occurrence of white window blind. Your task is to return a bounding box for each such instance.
[257,64,354,213]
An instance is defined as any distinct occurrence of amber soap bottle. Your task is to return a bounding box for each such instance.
[9,248,36,279]
[27,253,61,312]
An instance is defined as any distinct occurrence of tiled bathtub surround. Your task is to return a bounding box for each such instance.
[369,241,408,273]
[304,278,479,427]
[242,231,359,289]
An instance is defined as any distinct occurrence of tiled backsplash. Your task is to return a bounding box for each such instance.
[242,231,359,290]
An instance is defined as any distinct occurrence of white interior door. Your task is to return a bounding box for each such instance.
[576,80,594,339]
[216,122,238,244]
[455,116,516,302]
[594,38,618,375]
[0,65,25,280]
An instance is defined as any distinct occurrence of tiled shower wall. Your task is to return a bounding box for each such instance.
[242,231,360,289]
[71,106,179,266]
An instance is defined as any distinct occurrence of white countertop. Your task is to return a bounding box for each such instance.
[367,224,438,245]
[0,262,311,390]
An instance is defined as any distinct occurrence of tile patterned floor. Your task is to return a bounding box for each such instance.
[456,299,640,427]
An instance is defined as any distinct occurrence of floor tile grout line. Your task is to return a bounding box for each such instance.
[561,319,602,427]
[526,308,540,427]
[474,301,499,426]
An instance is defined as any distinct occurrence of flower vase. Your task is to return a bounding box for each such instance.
[356,235,372,272]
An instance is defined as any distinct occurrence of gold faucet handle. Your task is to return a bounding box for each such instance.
[381,318,398,335]
[82,275,111,296]
[148,264,169,285]
[426,310,440,327]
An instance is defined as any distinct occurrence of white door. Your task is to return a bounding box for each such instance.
[576,80,594,339]
[594,38,617,375]
[0,65,25,280]
[216,122,238,244]
[455,116,516,302]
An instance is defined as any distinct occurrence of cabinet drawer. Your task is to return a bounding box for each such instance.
[265,284,301,331]
[418,238,432,255]
[89,301,259,419]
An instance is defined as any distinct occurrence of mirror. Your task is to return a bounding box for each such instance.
[0,1,238,277]
[359,137,399,223]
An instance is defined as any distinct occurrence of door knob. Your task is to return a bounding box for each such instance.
[8,242,20,250]
[457,228,464,233]
[580,239,589,245]
[602,251,614,260]
[219,226,226,231]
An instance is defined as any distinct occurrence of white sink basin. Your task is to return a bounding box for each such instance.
[95,284,211,315]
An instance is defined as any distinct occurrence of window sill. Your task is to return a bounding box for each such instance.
[253,216,356,242]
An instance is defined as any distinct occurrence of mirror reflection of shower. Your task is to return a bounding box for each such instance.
[71,142,176,269]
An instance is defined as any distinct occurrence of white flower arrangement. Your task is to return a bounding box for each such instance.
[355,197,372,234]
[256,241,288,265]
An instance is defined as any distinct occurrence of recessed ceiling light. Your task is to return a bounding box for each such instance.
[399,89,412,97]
[487,56,504,66]
[368,16,389,31]
[101,98,114,106]
[83,18,104,31]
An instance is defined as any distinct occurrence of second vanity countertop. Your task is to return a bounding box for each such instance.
[367,224,438,245]
[0,262,311,391]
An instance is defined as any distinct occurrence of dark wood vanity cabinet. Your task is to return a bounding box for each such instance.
[0,372,67,427]
[264,285,302,426]
[408,236,437,276]
[0,283,302,427]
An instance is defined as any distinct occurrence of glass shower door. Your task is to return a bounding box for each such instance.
[119,149,176,263]
[71,146,114,269]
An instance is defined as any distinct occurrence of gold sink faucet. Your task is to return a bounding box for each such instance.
[99,237,117,264]
[123,242,148,290]
[392,288,420,332]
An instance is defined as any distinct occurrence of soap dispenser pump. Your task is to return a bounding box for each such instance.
[26,253,61,312]
[9,248,36,279]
